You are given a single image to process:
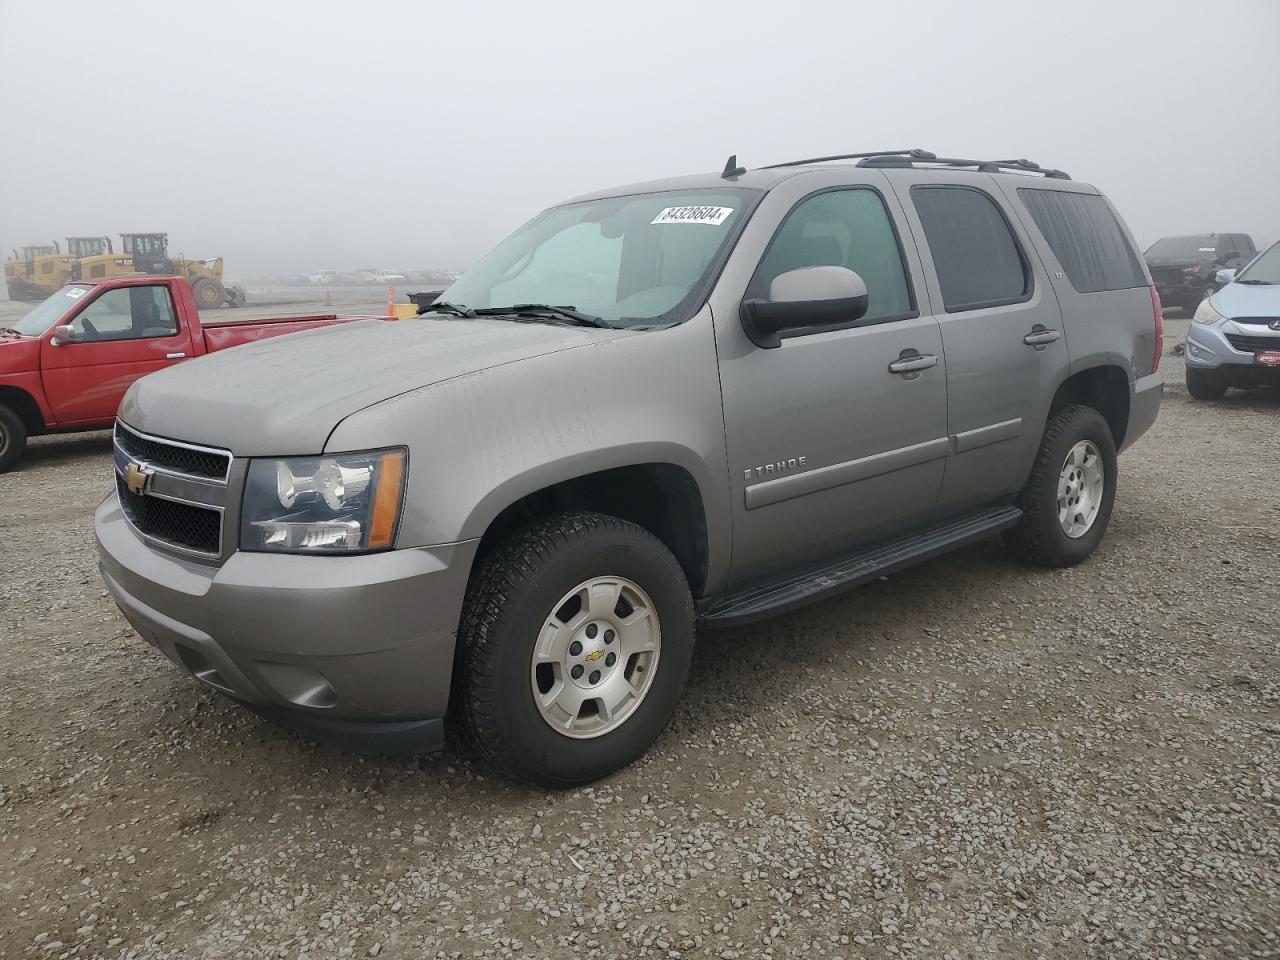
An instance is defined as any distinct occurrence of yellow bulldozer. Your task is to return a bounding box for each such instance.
[4,242,74,299]
[73,233,246,309]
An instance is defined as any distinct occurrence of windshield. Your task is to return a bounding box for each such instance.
[439,188,761,327]
[1236,241,1280,284]
[8,284,94,336]
[1145,236,1215,259]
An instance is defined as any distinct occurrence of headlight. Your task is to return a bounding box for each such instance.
[241,448,407,553]
[1193,299,1223,324]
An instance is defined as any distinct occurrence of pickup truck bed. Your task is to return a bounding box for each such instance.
[0,275,376,471]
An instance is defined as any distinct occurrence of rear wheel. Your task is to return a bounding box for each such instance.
[453,512,694,787]
[1186,366,1228,401]
[1006,404,1118,568]
[190,276,226,310]
[0,404,28,473]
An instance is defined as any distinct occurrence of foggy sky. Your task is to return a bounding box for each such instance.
[2,0,1278,279]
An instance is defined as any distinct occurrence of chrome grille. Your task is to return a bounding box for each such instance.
[112,421,232,558]
[115,421,231,481]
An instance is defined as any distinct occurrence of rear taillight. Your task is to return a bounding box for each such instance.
[1148,283,1163,374]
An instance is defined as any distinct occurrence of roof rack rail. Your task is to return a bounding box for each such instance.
[856,153,1070,180]
[760,149,938,170]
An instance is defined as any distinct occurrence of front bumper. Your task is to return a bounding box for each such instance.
[1184,323,1280,381]
[95,494,478,748]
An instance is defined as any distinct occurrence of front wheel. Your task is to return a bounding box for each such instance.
[1186,366,1228,401]
[1006,404,1118,568]
[453,512,694,787]
[0,404,28,473]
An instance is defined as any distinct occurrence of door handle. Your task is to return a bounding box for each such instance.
[166,352,186,359]
[1023,328,1062,347]
[888,353,939,375]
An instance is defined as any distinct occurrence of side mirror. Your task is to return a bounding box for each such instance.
[1214,268,1237,288]
[741,266,869,349]
[51,324,77,346]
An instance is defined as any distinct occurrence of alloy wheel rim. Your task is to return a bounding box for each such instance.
[1057,439,1104,539]
[530,576,661,739]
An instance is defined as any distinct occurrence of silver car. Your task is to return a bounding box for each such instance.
[1184,241,1280,399]
[96,150,1163,785]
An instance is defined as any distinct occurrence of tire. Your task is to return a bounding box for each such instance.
[190,276,225,310]
[0,404,28,473]
[453,511,694,787]
[1006,404,1118,568]
[1186,366,1228,401]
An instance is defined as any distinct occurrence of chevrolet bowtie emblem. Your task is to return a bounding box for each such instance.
[584,649,605,663]
[124,461,153,496]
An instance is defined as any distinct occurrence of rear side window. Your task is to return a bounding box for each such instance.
[1019,189,1146,293]
[911,186,1030,312]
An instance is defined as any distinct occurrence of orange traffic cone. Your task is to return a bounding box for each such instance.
[387,287,395,318]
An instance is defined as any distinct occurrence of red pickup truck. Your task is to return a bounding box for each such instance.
[0,275,367,472]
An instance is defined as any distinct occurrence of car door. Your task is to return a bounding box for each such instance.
[712,178,949,590]
[888,172,1067,515]
[39,284,192,426]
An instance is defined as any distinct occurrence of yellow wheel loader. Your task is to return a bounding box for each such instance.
[122,233,245,309]
[4,243,74,300]
[72,233,246,309]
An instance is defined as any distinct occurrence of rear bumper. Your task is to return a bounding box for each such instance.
[1121,372,1163,452]
[95,494,478,746]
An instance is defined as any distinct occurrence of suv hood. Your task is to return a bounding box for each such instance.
[1211,281,1280,320]
[121,317,633,455]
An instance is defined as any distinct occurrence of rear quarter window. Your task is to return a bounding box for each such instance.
[1019,189,1146,294]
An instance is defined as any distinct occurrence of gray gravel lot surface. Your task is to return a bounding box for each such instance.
[1,320,1277,959]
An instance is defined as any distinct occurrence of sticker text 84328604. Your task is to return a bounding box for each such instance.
[651,206,735,226]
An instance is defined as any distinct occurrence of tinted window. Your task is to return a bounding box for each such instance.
[1020,189,1147,294]
[752,188,913,323]
[911,186,1029,312]
[1143,236,1214,259]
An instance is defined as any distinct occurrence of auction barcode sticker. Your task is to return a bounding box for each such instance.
[651,206,735,226]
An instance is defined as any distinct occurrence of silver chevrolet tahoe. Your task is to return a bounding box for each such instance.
[96,149,1164,786]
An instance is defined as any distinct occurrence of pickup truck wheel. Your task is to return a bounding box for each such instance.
[453,511,694,787]
[1006,404,1117,568]
[1186,367,1228,401]
[0,404,28,473]
[190,276,225,310]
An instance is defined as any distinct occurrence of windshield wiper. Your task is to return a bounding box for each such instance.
[1235,279,1276,285]
[473,304,613,329]
[0,326,24,339]
[421,301,476,318]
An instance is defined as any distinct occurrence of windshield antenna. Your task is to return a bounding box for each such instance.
[721,154,747,179]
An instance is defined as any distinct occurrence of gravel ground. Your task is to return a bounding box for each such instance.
[1,320,1277,959]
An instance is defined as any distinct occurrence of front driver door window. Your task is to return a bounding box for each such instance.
[72,286,179,342]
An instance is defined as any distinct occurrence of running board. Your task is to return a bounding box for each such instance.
[699,504,1023,626]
